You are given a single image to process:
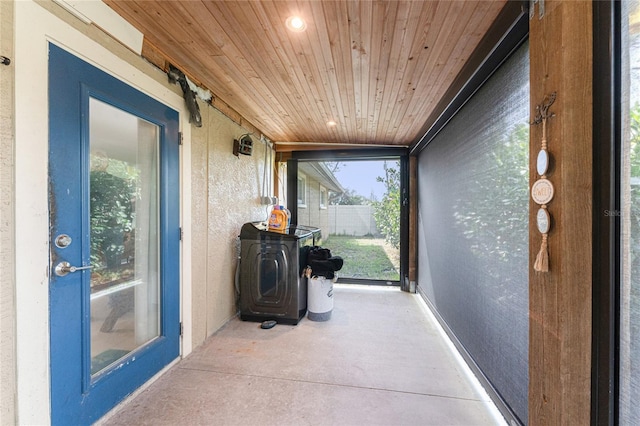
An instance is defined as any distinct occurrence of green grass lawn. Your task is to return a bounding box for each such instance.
[323,235,400,281]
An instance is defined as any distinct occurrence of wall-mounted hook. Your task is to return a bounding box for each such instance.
[1,56,10,66]
[529,0,544,20]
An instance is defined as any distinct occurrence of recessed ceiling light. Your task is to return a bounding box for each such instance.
[286,16,307,32]
[327,120,337,127]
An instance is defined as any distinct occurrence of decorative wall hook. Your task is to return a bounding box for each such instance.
[532,92,556,151]
[532,91,556,178]
[529,0,545,20]
[1,56,10,66]
[531,92,556,272]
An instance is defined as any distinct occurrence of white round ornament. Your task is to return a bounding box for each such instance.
[537,149,549,176]
[531,178,554,205]
[536,208,550,234]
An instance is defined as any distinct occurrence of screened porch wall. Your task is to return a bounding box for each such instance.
[416,42,530,424]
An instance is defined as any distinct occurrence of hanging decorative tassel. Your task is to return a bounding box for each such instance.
[534,233,549,272]
[531,92,556,273]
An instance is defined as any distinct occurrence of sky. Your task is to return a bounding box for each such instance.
[331,160,389,201]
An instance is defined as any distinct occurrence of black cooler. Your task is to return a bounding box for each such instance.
[239,222,320,324]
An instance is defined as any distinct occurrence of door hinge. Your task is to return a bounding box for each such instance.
[179,227,183,241]
[179,322,183,336]
[178,131,183,145]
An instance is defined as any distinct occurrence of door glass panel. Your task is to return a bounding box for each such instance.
[621,0,640,421]
[89,98,160,375]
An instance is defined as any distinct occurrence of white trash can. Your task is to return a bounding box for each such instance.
[307,276,334,321]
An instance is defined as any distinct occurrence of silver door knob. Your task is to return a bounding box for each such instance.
[54,261,93,277]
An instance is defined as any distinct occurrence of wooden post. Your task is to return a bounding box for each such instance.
[528,1,593,424]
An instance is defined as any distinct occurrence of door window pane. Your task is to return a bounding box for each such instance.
[621,0,640,422]
[89,98,160,375]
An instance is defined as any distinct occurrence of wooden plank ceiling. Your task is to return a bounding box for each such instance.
[105,0,507,149]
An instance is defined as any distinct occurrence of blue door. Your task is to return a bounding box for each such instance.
[48,44,180,425]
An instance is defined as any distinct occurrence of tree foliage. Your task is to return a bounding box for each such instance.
[452,122,529,270]
[324,161,343,175]
[372,161,401,249]
[90,157,137,273]
[330,188,371,205]
[629,102,640,279]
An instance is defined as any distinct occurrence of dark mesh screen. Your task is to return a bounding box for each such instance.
[417,42,529,423]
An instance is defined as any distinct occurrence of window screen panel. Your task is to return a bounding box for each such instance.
[417,42,529,423]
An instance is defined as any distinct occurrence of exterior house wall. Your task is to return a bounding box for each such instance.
[316,184,330,239]
[297,178,329,241]
[190,104,273,348]
[0,0,15,423]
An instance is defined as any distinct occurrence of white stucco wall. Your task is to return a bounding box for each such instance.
[0,1,16,423]
[190,105,274,348]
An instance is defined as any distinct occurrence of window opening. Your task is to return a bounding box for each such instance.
[319,186,327,209]
[295,159,401,283]
[297,173,307,207]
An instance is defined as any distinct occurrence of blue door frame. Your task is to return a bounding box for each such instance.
[48,44,180,425]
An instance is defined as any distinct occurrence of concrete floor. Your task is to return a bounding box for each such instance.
[100,285,506,426]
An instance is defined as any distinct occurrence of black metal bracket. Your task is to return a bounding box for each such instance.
[1,56,10,66]
[168,65,202,127]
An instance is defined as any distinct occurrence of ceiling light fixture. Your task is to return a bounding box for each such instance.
[327,120,337,127]
[286,15,307,32]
